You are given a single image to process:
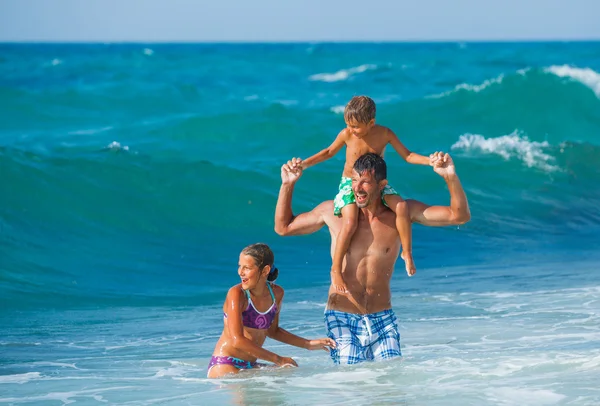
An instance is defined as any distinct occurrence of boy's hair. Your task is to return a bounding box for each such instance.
[241,243,279,282]
[344,96,376,124]
[353,153,387,183]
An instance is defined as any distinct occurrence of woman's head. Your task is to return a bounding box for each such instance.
[238,243,278,290]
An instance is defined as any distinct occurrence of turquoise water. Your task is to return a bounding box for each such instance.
[1,42,600,405]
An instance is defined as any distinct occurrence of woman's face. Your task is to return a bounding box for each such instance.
[238,253,268,290]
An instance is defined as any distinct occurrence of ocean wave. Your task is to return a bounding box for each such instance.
[451,130,559,172]
[545,65,600,97]
[309,64,377,82]
[430,74,505,98]
[429,65,600,99]
[330,105,345,114]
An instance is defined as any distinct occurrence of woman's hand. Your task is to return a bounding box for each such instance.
[306,338,337,351]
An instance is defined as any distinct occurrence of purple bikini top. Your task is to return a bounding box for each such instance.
[224,283,278,330]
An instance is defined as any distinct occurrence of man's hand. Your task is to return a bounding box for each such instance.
[430,152,456,177]
[281,157,304,185]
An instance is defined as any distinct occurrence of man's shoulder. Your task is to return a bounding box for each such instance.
[315,200,334,212]
[313,200,336,220]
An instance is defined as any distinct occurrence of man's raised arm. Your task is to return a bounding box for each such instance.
[274,158,327,236]
[408,152,471,227]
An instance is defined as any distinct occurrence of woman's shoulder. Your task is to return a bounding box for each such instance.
[270,283,285,300]
[226,284,246,300]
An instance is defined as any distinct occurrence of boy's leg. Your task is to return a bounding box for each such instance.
[331,203,358,292]
[383,193,416,276]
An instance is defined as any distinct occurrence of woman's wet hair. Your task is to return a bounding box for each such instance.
[353,152,387,183]
[241,243,279,282]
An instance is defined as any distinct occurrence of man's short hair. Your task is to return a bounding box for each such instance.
[353,153,387,182]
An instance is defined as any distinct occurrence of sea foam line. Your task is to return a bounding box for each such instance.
[429,74,505,98]
[451,130,559,172]
[309,64,377,82]
[545,65,600,97]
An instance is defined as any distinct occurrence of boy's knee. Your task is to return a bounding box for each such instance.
[394,200,409,215]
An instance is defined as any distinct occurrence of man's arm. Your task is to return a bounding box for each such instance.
[274,158,328,236]
[387,128,431,165]
[408,153,471,226]
[301,129,347,170]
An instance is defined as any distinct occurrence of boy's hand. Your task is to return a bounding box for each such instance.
[306,338,337,351]
[281,158,303,185]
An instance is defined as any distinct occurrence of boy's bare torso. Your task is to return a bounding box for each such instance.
[342,125,390,177]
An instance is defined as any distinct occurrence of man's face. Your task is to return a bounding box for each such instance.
[351,169,385,208]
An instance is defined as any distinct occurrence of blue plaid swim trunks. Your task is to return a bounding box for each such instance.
[324,309,402,364]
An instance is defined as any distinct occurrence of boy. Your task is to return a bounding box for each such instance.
[300,96,432,292]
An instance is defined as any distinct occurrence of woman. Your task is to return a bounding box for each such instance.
[207,243,335,378]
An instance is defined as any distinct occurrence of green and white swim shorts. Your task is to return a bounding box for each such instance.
[333,177,399,216]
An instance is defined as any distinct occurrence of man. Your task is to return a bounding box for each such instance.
[274,152,470,365]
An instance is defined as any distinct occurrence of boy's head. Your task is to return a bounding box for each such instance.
[344,96,376,138]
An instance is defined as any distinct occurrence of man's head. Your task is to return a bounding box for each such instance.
[344,96,376,139]
[351,153,388,208]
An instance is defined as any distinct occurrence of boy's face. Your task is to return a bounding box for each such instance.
[345,118,374,139]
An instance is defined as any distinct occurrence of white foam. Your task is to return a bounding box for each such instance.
[51,58,62,66]
[295,300,327,308]
[330,105,345,114]
[450,130,559,172]
[0,386,135,404]
[545,65,600,97]
[153,366,185,378]
[29,362,79,369]
[309,64,376,82]
[430,74,504,98]
[274,99,298,106]
[106,141,129,151]
[0,372,41,384]
[143,48,154,56]
[485,387,566,405]
[69,126,114,135]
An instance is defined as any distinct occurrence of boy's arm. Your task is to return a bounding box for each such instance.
[301,129,347,169]
[387,128,431,165]
[274,158,328,236]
